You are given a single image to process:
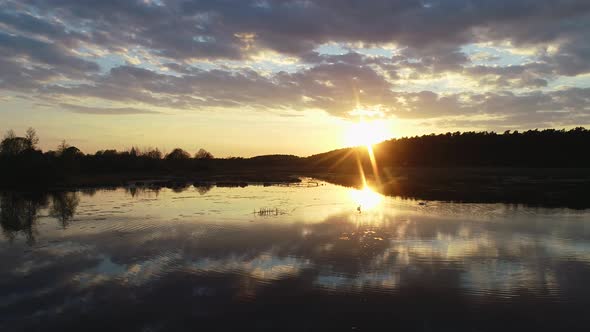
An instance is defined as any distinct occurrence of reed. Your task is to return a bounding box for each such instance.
[255,207,282,216]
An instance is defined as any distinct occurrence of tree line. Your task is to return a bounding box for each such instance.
[307,127,590,173]
[1,127,589,188]
[0,128,216,187]
[1,128,214,160]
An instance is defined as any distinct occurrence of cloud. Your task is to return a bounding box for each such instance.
[60,103,160,115]
[464,64,550,89]
[0,31,99,73]
[1,0,590,129]
[36,62,589,129]
[7,0,590,61]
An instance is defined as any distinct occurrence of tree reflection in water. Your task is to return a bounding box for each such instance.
[50,192,80,228]
[0,192,48,245]
[0,191,79,243]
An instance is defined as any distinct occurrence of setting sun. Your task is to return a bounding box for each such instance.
[345,119,393,148]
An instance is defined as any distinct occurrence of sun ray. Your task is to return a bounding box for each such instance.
[344,111,392,188]
[366,144,382,187]
[327,148,356,170]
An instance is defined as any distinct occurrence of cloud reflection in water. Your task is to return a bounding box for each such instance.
[1,181,590,331]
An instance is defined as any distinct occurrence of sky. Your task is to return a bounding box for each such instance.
[1,0,590,157]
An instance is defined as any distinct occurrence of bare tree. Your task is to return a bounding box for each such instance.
[25,127,39,150]
[3,129,16,140]
[57,140,70,156]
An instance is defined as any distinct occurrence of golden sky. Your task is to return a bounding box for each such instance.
[2,1,590,156]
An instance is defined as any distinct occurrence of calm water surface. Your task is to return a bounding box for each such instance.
[1,179,590,331]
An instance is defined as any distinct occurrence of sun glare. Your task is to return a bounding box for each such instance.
[345,119,392,148]
[350,186,383,210]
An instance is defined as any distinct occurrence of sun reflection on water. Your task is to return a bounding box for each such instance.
[349,186,383,210]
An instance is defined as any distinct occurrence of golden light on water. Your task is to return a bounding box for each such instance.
[349,186,383,210]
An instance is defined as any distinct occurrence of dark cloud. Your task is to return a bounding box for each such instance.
[0,10,86,47]
[5,0,589,61]
[0,32,98,73]
[0,25,99,95]
[1,0,590,126]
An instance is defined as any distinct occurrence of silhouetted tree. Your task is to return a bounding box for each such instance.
[195,148,214,159]
[62,146,83,158]
[129,146,139,157]
[57,140,70,156]
[166,148,190,160]
[100,149,118,157]
[1,129,37,155]
[143,148,162,159]
[25,127,39,150]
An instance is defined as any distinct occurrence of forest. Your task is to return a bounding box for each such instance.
[308,127,590,172]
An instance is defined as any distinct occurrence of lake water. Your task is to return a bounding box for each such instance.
[1,179,590,331]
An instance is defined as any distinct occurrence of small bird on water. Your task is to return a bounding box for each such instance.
[357,205,362,213]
